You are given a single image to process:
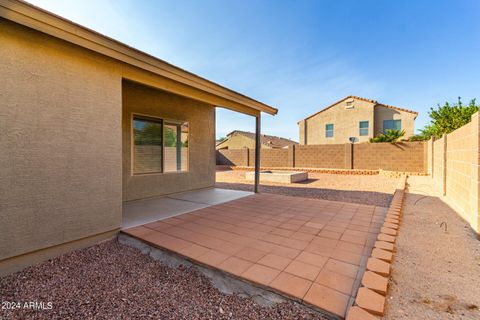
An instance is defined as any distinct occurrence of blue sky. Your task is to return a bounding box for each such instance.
[28,0,480,141]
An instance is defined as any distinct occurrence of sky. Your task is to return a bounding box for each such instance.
[27,0,480,141]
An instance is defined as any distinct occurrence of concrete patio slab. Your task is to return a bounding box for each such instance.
[167,188,252,205]
[122,188,252,229]
[122,193,388,318]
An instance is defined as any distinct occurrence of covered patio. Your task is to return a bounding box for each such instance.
[122,192,388,318]
[122,188,251,229]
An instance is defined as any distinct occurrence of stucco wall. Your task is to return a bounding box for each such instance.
[0,19,219,273]
[374,105,416,139]
[298,120,306,144]
[122,81,215,201]
[302,98,376,144]
[299,98,417,145]
[0,20,123,261]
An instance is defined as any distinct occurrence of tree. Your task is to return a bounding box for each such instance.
[420,97,478,139]
[370,129,405,143]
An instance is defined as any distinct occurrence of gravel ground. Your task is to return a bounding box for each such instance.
[216,169,398,207]
[0,240,326,320]
[383,176,480,320]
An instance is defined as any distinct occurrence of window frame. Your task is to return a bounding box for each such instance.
[325,123,334,138]
[383,119,402,132]
[131,113,189,176]
[359,121,369,136]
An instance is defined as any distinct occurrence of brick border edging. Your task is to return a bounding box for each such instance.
[345,175,407,320]
[231,166,379,175]
[223,166,427,177]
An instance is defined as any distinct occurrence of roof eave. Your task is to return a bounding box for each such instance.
[0,0,278,116]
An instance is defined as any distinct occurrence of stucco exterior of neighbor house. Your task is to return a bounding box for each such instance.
[216,130,298,150]
[0,0,277,275]
[298,96,418,145]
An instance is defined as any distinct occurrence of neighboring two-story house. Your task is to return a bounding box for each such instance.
[216,130,298,149]
[298,96,418,144]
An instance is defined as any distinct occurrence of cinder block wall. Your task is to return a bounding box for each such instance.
[426,139,433,175]
[430,112,479,234]
[216,141,427,172]
[433,136,446,194]
[294,145,346,168]
[249,148,289,167]
[217,149,248,166]
[353,141,426,172]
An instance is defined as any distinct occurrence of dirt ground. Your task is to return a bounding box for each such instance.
[216,169,399,207]
[0,241,326,320]
[383,176,480,320]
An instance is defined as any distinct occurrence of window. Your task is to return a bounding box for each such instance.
[164,122,189,172]
[345,99,354,109]
[325,123,334,138]
[133,115,188,174]
[383,119,401,132]
[359,121,369,136]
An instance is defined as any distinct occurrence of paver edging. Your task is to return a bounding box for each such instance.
[225,166,428,177]
[346,175,407,319]
[118,232,341,320]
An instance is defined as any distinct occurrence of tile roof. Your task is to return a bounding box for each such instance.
[219,130,298,148]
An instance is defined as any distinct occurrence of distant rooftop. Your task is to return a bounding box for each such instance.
[219,130,298,148]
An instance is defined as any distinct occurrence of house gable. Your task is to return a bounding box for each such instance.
[299,96,418,144]
[301,97,376,144]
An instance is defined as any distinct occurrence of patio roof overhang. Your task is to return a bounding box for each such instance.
[0,0,278,117]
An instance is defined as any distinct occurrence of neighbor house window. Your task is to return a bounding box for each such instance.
[359,121,369,136]
[383,119,401,132]
[133,115,188,174]
[325,123,334,138]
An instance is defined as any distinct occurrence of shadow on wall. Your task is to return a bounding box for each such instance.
[215,182,393,207]
[217,152,230,165]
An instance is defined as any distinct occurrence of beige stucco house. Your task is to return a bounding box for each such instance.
[0,0,277,275]
[216,130,298,150]
[298,96,418,145]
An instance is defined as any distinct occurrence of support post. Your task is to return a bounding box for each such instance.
[254,115,261,193]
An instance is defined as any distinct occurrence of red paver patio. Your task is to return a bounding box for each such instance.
[122,193,388,318]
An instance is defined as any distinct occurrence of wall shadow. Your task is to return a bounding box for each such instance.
[215,182,393,207]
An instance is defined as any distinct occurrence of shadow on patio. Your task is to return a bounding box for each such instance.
[215,182,394,207]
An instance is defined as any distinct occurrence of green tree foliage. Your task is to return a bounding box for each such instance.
[134,122,163,145]
[408,134,427,141]
[370,129,406,143]
[164,127,177,147]
[420,97,478,139]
